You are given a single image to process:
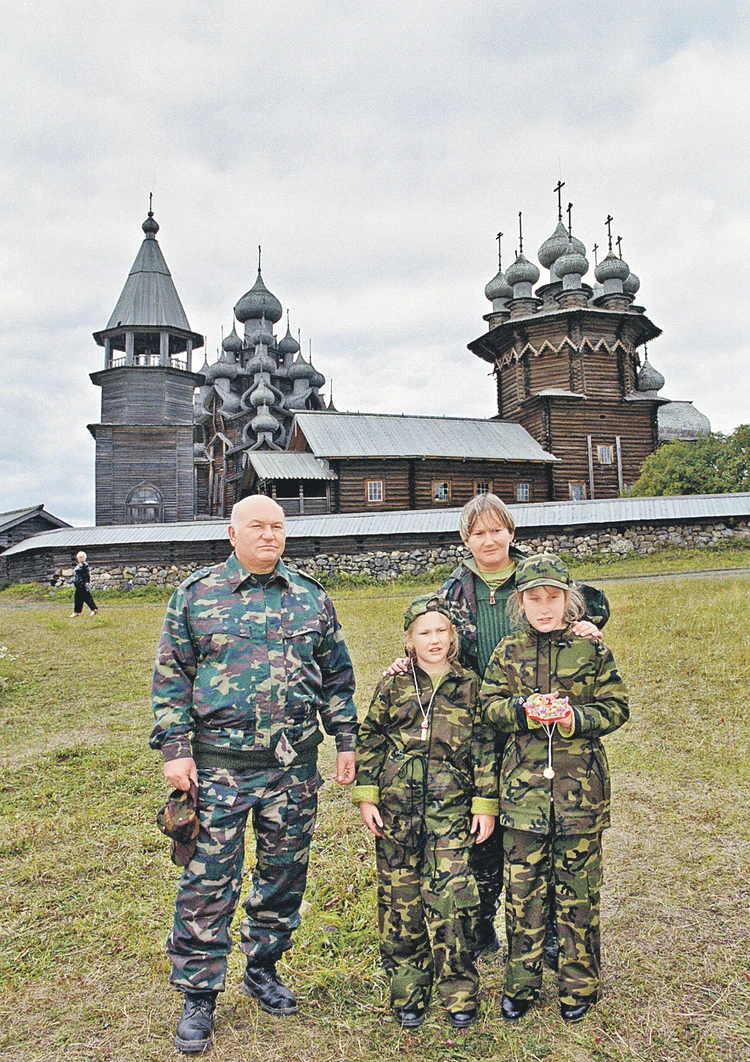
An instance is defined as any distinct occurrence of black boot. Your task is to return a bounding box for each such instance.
[473,917,501,959]
[241,959,298,1016]
[543,913,559,970]
[174,991,216,1053]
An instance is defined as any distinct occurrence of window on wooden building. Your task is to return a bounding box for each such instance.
[516,482,530,502]
[127,483,163,523]
[433,481,451,502]
[474,481,492,495]
[597,445,613,465]
[568,482,587,501]
[366,480,384,503]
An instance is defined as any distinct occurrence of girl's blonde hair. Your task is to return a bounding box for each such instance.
[404,615,460,663]
[507,584,586,629]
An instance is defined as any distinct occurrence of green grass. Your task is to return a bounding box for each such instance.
[0,571,749,1061]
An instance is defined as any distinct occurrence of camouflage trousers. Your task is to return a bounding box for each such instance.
[168,762,319,993]
[376,835,480,1016]
[503,827,602,1006]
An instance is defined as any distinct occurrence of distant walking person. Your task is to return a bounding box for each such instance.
[70,551,98,617]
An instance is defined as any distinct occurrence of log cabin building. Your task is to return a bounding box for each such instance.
[86,195,709,526]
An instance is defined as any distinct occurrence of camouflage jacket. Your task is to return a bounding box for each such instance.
[352,662,499,848]
[480,628,629,836]
[438,549,610,674]
[150,553,357,764]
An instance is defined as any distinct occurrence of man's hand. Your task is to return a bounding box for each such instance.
[572,620,602,640]
[359,801,383,837]
[382,657,409,677]
[164,756,198,791]
[471,814,495,844]
[334,751,356,785]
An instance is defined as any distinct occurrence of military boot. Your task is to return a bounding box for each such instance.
[174,991,217,1053]
[241,959,298,1016]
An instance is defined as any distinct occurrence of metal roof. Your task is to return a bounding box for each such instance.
[4,493,749,557]
[247,453,337,481]
[0,505,70,534]
[292,413,558,463]
[104,230,193,333]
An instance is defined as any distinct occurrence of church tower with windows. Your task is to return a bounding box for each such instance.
[469,187,674,500]
[88,207,204,524]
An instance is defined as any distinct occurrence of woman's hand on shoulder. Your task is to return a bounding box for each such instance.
[572,620,602,640]
[382,657,409,677]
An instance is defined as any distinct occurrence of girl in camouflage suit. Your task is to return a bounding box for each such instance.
[353,596,498,1030]
[480,554,629,1024]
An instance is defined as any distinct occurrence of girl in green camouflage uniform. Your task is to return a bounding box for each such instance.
[353,596,498,1030]
[480,554,629,1024]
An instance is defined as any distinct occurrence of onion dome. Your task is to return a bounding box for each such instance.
[251,404,280,434]
[142,210,159,236]
[204,353,240,383]
[555,241,589,279]
[278,322,300,356]
[505,253,540,287]
[538,220,584,269]
[484,268,513,302]
[222,324,242,355]
[234,270,283,324]
[309,362,325,389]
[245,347,277,375]
[595,251,629,284]
[287,352,315,381]
[637,353,665,393]
[623,270,641,296]
[249,380,276,408]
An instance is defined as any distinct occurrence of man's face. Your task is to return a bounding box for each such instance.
[228,498,286,573]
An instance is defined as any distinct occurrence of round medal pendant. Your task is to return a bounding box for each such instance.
[543,766,555,780]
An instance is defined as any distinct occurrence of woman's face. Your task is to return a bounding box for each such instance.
[465,514,514,570]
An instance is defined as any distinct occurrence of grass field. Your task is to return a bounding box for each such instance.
[0,568,749,1062]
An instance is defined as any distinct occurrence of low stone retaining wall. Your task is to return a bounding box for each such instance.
[50,519,749,590]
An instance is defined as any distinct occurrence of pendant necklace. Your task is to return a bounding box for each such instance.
[411,661,446,741]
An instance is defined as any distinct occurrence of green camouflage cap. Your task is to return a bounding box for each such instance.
[515,553,572,593]
[403,593,453,631]
[156,783,199,866]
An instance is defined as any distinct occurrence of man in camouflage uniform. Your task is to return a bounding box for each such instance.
[479,554,628,1023]
[150,495,357,1053]
[353,596,498,1029]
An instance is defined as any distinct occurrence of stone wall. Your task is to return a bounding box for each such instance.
[51,518,750,591]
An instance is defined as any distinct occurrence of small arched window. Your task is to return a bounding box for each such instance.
[126,483,163,524]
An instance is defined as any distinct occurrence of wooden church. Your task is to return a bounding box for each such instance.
[88,191,708,524]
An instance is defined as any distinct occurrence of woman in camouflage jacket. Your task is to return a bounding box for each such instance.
[437,493,609,958]
[480,553,629,1024]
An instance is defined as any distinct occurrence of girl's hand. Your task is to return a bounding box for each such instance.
[572,620,602,640]
[359,801,384,837]
[471,814,495,844]
[382,657,409,677]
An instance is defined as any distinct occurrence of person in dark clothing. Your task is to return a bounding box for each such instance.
[70,551,98,617]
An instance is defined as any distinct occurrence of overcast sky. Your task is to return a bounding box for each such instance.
[1,0,748,525]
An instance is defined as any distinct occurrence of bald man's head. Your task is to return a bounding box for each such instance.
[228,496,286,573]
